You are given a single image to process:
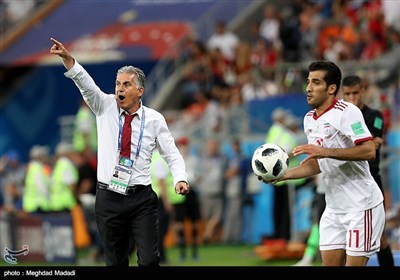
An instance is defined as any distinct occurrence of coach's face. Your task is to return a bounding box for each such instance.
[115,73,144,114]
[306,70,336,115]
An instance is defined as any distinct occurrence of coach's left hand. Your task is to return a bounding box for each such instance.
[175,181,190,195]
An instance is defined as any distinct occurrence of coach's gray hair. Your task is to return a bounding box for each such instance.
[117,66,146,89]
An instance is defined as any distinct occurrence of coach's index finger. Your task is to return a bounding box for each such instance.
[50,37,64,54]
[50,37,75,69]
[50,37,62,46]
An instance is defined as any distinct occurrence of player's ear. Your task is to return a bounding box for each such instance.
[328,84,337,95]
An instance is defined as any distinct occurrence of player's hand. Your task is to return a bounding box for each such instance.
[293,144,323,164]
[50,38,74,69]
[256,174,281,185]
[175,181,190,195]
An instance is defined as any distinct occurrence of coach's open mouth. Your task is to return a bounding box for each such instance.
[118,95,125,101]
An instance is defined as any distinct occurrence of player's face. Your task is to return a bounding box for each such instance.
[306,70,336,113]
[342,84,363,109]
[115,73,144,113]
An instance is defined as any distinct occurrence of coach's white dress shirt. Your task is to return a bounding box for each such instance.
[64,61,188,187]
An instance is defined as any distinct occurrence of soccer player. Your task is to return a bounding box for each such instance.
[342,75,394,266]
[259,60,385,266]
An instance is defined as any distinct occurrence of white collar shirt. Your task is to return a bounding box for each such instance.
[64,61,188,187]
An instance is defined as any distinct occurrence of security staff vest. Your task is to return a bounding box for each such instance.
[23,161,50,212]
[150,151,185,204]
[266,123,306,187]
[73,107,97,152]
[50,157,78,211]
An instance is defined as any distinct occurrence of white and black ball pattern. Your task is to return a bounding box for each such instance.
[251,143,289,181]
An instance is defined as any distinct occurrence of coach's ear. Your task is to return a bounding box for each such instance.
[138,86,144,99]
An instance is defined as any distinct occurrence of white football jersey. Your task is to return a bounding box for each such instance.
[304,99,383,213]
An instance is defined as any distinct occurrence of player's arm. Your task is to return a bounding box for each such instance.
[372,136,383,150]
[282,157,320,180]
[293,140,376,162]
[259,157,320,184]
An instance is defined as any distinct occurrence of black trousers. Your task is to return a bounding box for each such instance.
[273,183,290,240]
[157,197,170,263]
[95,184,160,266]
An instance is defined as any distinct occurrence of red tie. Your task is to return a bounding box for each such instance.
[121,113,134,157]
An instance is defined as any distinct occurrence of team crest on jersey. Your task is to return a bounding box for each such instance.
[324,122,331,135]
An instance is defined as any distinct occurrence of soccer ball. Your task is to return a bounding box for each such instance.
[251,143,289,181]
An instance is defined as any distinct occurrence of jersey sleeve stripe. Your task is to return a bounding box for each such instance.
[354,136,373,145]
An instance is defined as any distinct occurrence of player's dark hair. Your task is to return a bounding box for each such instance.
[308,60,342,96]
[342,75,362,87]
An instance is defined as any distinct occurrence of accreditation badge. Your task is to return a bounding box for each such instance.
[109,156,133,195]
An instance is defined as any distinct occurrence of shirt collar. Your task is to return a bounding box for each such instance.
[119,102,143,119]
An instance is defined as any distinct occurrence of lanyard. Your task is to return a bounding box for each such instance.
[118,106,145,162]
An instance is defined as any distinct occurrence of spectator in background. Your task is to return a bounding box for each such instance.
[75,147,102,263]
[342,74,394,267]
[208,47,231,88]
[23,145,51,214]
[207,20,239,63]
[265,108,296,241]
[240,71,272,102]
[361,77,383,115]
[240,159,259,244]
[0,150,26,217]
[265,107,288,145]
[231,42,252,85]
[179,40,213,109]
[259,4,281,51]
[297,3,321,61]
[198,138,225,244]
[279,6,301,62]
[222,137,244,244]
[73,99,97,153]
[282,114,313,248]
[197,89,223,140]
[382,0,400,33]
[358,30,384,61]
[176,137,201,260]
[150,149,174,264]
[250,38,279,73]
[222,85,249,139]
[49,142,78,212]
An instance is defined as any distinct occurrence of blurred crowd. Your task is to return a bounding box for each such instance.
[0,0,46,34]
[163,0,399,145]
